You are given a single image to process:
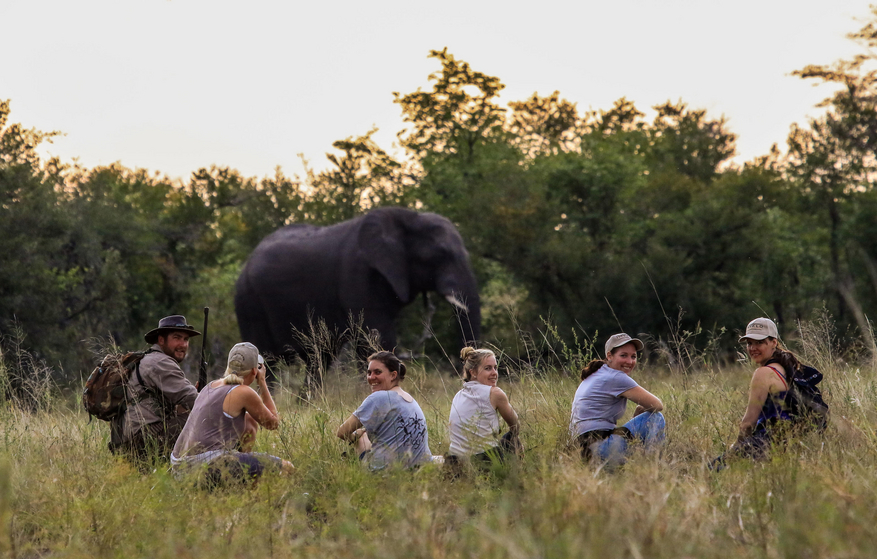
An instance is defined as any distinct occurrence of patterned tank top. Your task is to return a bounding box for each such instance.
[755,365,792,431]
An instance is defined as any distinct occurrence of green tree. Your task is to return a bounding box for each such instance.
[0,101,134,369]
[783,6,877,346]
[304,130,412,225]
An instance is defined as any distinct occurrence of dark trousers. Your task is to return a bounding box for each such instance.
[445,431,522,476]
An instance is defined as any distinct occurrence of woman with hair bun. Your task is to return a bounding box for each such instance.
[570,333,665,464]
[172,343,293,482]
[336,351,432,470]
[446,347,521,465]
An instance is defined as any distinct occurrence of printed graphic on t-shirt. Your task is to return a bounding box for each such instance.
[396,414,427,445]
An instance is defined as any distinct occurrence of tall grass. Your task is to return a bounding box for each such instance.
[2,318,877,558]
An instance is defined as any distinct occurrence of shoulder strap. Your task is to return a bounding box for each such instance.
[766,365,789,389]
[133,348,159,399]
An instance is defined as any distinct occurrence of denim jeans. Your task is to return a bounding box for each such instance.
[594,411,666,463]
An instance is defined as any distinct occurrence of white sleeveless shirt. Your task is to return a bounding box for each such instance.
[448,381,501,456]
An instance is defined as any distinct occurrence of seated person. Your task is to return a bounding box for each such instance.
[447,347,521,465]
[570,333,665,465]
[171,343,293,483]
[727,317,820,460]
[336,351,432,470]
[110,314,200,469]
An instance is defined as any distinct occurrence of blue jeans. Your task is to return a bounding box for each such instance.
[594,411,666,462]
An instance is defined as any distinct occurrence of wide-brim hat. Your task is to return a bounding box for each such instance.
[144,315,201,344]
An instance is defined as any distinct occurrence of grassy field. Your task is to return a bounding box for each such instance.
[2,335,877,559]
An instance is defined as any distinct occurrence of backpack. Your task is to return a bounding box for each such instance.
[82,350,153,421]
[784,364,830,431]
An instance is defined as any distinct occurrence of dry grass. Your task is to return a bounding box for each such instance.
[2,320,877,558]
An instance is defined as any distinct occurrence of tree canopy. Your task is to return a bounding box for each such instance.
[5,10,877,375]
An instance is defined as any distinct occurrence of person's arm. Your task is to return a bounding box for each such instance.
[489,386,519,435]
[226,366,281,430]
[236,387,280,430]
[149,355,198,412]
[620,386,663,415]
[736,367,775,440]
[253,365,278,416]
[336,414,364,443]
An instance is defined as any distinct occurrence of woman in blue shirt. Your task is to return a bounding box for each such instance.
[570,333,665,464]
[336,351,432,469]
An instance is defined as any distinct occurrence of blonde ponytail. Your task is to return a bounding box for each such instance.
[221,368,248,385]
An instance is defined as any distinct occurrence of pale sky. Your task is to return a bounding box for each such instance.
[2,0,869,182]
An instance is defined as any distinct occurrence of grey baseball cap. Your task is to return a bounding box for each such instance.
[739,318,778,341]
[227,342,259,373]
[604,333,644,357]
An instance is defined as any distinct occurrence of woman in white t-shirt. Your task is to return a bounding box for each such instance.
[570,333,665,464]
[447,347,520,465]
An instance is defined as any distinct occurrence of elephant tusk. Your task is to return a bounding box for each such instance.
[444,293,469,314]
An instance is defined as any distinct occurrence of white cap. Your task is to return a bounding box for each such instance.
[739,318,778,341]
[604,333,644,357]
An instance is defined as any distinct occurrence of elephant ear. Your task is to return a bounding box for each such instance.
[357,212,410,303]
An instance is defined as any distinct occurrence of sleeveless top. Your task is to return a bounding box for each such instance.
[448,381,500,456]
[755,364,792,431]
[172,383,246,459]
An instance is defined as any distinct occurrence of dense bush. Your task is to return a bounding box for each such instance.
[5,11,877,378]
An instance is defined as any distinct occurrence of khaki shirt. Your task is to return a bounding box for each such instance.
[121,344,198,440]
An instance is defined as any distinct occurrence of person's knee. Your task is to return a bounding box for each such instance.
[240,422,258,448]
[354,432,372,455]
[648,411,666,429]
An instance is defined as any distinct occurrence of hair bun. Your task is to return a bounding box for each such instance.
[460,346,476,360]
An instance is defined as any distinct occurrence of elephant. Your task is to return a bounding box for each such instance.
[234,207,481,391]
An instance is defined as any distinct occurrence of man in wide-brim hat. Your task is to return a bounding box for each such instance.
[110,315,200,468]
[144,315,201,345]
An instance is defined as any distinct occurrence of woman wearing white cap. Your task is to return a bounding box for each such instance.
[570,333,665,464]
[730,317,802,457]
[171,342,293,483]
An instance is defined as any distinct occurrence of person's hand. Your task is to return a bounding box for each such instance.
[351,428,366,444]
[255,362,267,384]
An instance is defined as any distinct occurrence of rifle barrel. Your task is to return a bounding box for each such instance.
[198,307,209,391]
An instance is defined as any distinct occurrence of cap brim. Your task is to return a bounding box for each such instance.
[739,334,768,342]
[607,338,644,355]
